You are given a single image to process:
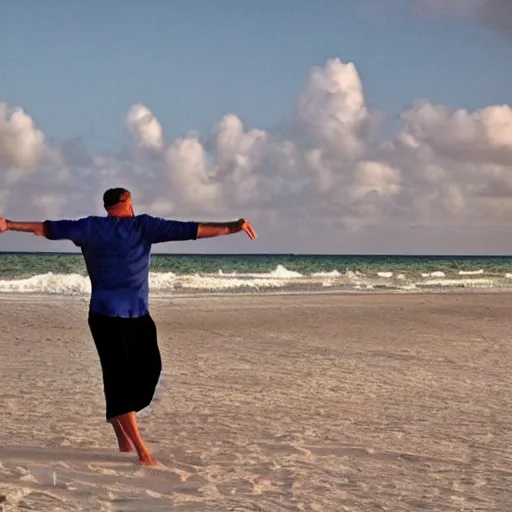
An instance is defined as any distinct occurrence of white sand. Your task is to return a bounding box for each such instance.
[1,292,512,511]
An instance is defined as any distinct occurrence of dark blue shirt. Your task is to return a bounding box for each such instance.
[44,214,199,318]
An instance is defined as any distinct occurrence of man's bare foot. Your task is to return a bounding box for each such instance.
[138,450,157,466]
[111,412,156,466]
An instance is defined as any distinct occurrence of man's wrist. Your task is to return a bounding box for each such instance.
[196,220,242,239]
[227,221,241,234]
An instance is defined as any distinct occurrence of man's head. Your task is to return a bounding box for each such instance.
[103,188,134,217]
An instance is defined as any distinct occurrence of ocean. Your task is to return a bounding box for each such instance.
[1,252,512,296]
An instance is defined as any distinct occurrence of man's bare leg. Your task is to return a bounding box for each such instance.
[110,412,156,466]
[112,419,135,452]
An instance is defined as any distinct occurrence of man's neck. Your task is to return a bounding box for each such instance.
[106,204,134,217]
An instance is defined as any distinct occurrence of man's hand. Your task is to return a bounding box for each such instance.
[0,218,7,233]
[236,219,257,240]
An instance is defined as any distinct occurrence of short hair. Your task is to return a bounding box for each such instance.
[103,188,131,208]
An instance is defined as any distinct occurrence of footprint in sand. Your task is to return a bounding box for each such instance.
[0,486,78,512]
[86,463,125,476]
[14,490,73,510]
[248,475,279,495]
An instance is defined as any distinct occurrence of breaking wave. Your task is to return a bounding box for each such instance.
[0,265,511,296]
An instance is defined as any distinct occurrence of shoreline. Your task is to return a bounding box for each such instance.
[0,286,512,308]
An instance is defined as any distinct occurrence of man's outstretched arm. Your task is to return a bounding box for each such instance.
[0,218,87,246]
[197,219,257,240]
[0,219,47,237]
[140,215,257,244]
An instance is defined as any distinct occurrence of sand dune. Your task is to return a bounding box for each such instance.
[1,293,512,511]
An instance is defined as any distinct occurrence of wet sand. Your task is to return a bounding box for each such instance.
[1,292,511,511]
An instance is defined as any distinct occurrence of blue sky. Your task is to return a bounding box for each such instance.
[1,0,512,253]
[2,0,510,148]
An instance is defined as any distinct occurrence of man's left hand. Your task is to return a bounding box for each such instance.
[237,219,257,240]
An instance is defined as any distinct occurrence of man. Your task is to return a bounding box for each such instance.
[0,188,257,466]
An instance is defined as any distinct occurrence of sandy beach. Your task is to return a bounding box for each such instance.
[1,292,512,511]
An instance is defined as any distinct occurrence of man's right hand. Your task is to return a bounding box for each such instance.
[0,218,7,233]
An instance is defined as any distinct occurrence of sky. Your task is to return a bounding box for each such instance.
[1,0,512,254]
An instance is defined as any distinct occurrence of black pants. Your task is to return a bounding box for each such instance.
[88,312,162,421]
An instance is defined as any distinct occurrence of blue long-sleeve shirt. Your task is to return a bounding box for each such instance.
[44,214,199,318]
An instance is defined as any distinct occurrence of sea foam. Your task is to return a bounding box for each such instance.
[0,273,91,295]
[0,265,509,296]
[458,269,484,275]
[311,270,342,278]
[421,271,446,278]
[0,271,288,295]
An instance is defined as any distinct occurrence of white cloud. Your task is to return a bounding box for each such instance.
[399,101,512,165]
[0,103,45,172]
[126,104,164,151]
[350,161,401,200]
[2,57,512,252]
[214,114,267,205]
[297,58,369,158]
[164,136,222,213]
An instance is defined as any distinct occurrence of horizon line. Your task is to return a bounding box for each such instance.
[1,251,512,258]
